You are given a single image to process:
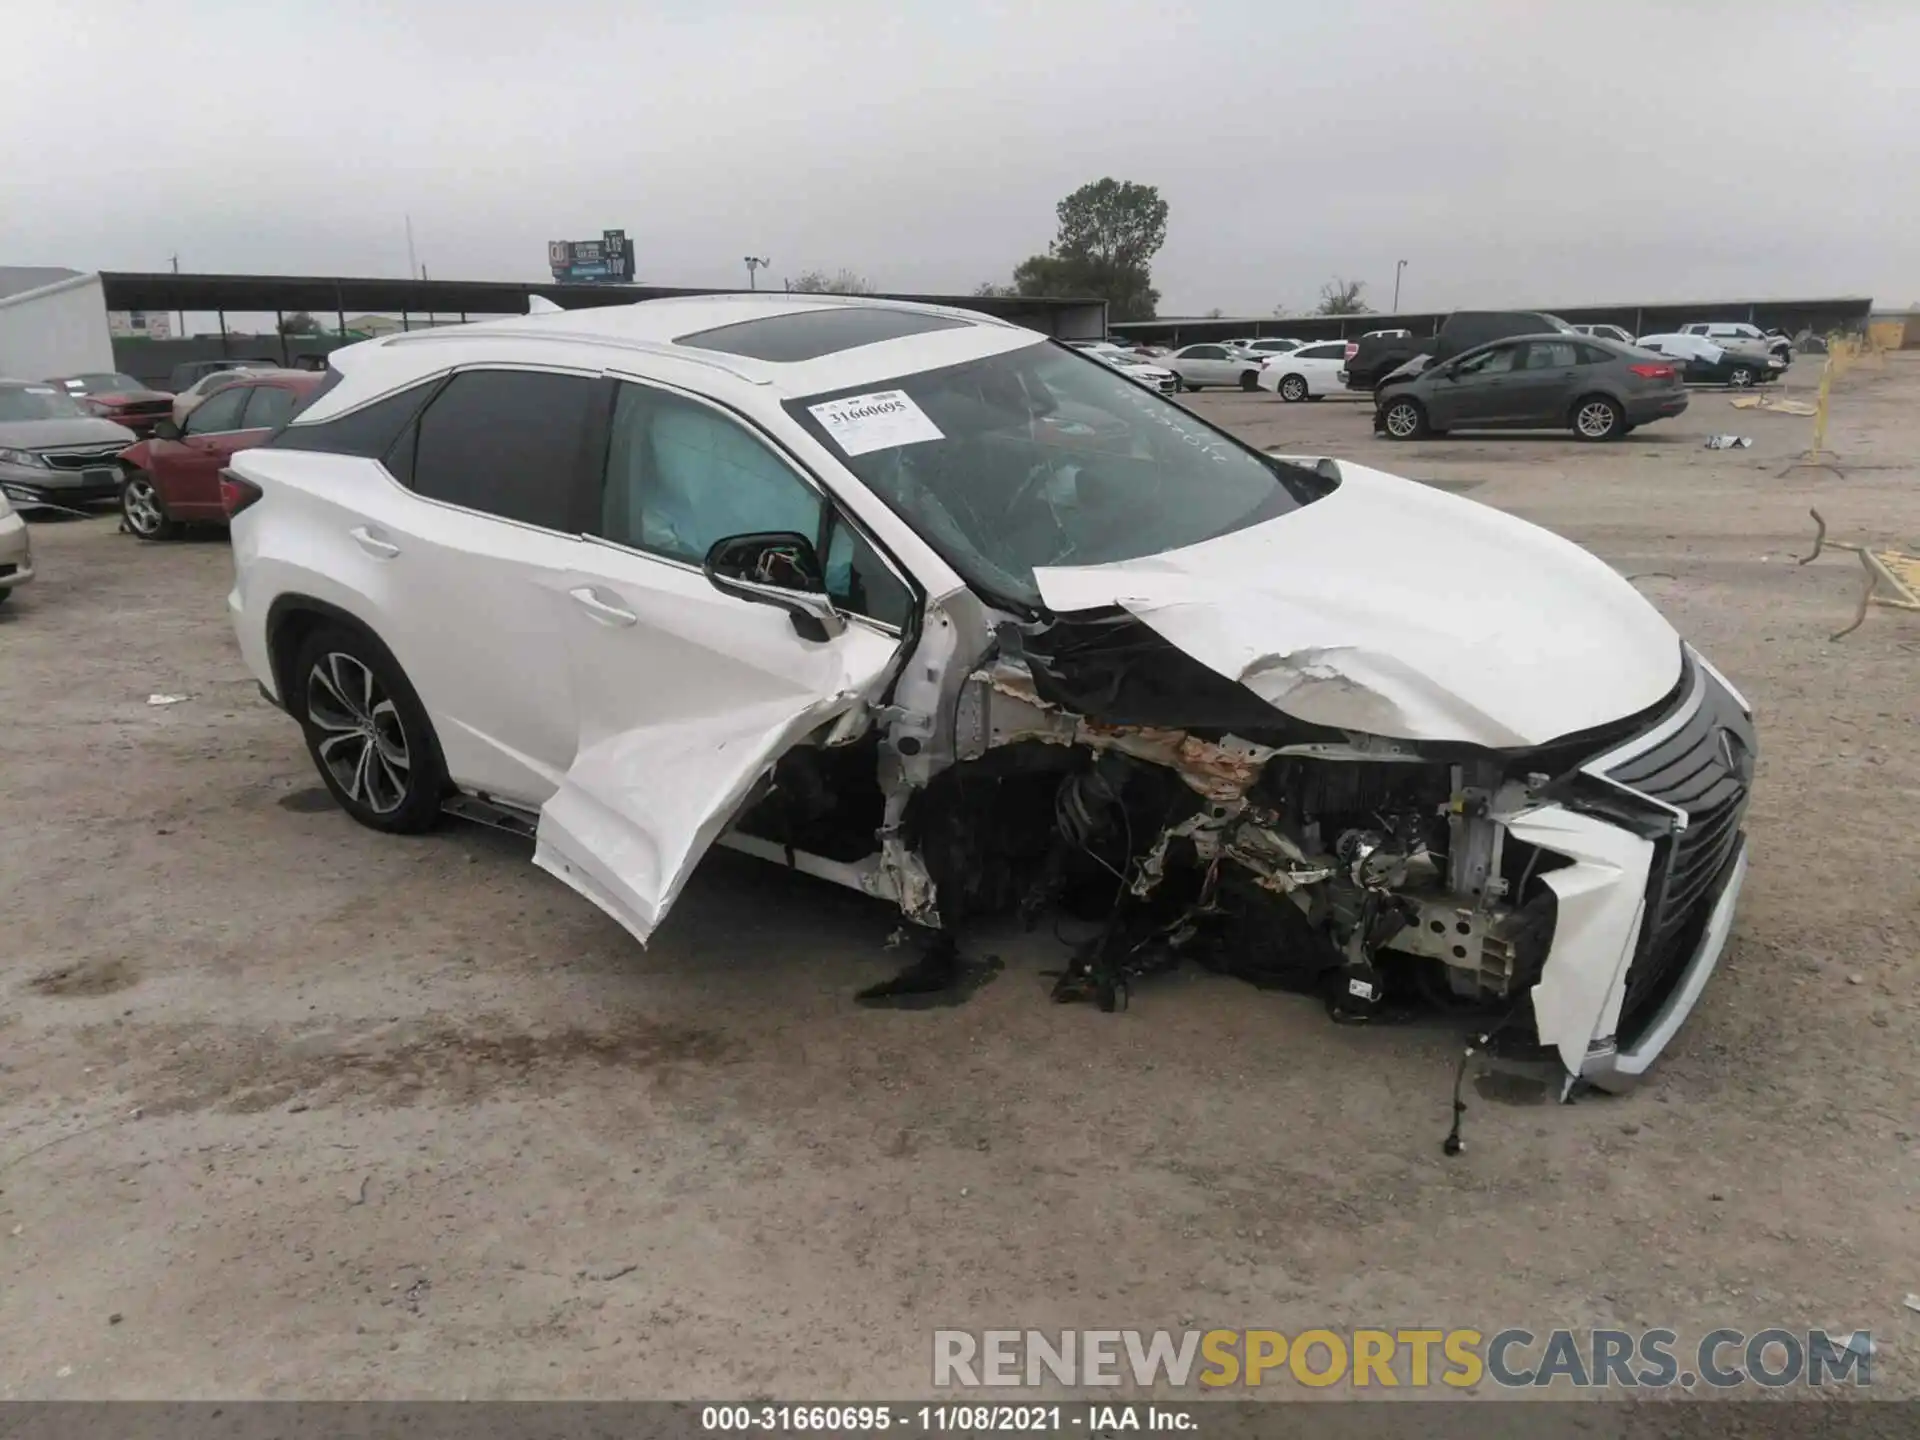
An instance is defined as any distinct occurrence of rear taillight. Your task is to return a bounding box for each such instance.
[1628,362,1676,380]
[219,470,262,518]
[1344,341,1358,360]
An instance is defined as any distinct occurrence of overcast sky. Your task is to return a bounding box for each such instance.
[7,0,1915,317]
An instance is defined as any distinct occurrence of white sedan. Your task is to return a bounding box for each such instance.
[1255,340,1350,401]
[1162,343,1268,392]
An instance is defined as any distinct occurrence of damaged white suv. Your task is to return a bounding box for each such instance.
[225,294,1754,1093]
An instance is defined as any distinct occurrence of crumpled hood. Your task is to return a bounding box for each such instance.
[0,417,136,450]
[1032,459,1682,748]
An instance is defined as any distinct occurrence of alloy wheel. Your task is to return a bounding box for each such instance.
[123,477,166,536]
[1281,376,1307,401]
[306,651,412,815]
[1576,401,1618,438]
[1729,368,1754,387]
[1384,403,1420,438]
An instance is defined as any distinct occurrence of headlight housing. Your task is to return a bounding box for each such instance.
[0,447,46,468]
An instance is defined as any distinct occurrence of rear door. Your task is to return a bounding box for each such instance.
[160,381,255,516]
[359,366,601,805]
[1290,342,1348,393]
[533,378,913,943]
[1508,339,1584,425]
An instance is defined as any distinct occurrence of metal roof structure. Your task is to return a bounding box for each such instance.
[95,272,1105,335]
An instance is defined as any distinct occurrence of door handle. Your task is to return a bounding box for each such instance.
[569,586,637,627]
[350,526,400,559]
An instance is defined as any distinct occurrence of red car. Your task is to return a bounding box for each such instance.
[118,373,324,540]
[48,372,176,436]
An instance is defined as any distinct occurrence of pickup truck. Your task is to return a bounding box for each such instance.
[1342,311,1578,391]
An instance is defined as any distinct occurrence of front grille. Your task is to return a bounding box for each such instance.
[1598,663,1754,1035]
[0,564,14,580]
[36,445,127,472]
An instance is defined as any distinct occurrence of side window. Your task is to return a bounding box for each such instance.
[1302,343,1345,360]
[823,517,915,630]
[241,384,297,431]
[408,369,595,530]
[268,378,439,462]
[598,383,912,628]
[600,382,821,564]
[185,384,251,435]
[1454,345,1518,377]
[1187,345,1224,359]
[1523,341,1580,369]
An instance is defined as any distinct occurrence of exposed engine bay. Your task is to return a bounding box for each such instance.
[727,602,1611,1045]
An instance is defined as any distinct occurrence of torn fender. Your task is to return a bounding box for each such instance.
[1033,459,1681,747]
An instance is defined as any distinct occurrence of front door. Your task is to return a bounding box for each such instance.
[157,381,255,517]
[1431,341,1523,427]
[534,377,913,943]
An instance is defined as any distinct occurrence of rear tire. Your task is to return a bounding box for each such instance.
[1239,369,1261,391]
[121,472,180,541]
[1277,374,1309,402]
[1572,394,1624,442]
[1380,397,1429,440]
[290,624,447,834]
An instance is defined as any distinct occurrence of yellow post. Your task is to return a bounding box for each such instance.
[1811,358,1834,456]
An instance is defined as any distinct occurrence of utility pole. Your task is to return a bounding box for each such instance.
[1393,259,1408,313]
[406,215,419,281]
[169,253,183,339]
[743,256,770,290]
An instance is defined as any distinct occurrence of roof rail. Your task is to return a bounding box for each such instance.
[379,326,772,383]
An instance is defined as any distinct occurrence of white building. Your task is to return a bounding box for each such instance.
[0,267,116,379]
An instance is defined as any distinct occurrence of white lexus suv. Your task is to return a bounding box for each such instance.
[225,293,1755,1093]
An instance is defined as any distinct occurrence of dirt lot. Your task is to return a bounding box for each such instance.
[1,357,1915,1401]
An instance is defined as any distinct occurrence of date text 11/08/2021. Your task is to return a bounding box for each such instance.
[700,1405,1189,1432]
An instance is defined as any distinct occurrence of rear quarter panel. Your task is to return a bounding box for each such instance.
[226,451,411,703]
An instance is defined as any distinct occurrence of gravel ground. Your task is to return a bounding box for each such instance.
[0,355,1914,1402]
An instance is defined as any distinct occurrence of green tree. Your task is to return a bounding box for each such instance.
[789,269,876,295]
[1002,178,1169,321]
[1315,277,1370,315]
[277,311,320,335]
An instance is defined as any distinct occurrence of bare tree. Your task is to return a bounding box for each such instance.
[1203,306,1225,319]
[1315,277,1371,315]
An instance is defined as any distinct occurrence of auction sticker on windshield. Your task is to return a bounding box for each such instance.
[808,391,944,457]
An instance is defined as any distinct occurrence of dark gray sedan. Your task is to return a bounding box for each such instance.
[1373,334,1689,442]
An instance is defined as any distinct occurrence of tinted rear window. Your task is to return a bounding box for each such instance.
[406,369,596,531]
[675,307,971,362]
[268,378,440,460]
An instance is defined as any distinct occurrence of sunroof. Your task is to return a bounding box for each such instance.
[675,307,971,363]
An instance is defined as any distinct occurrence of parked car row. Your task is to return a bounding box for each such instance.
[0,367,323,539]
